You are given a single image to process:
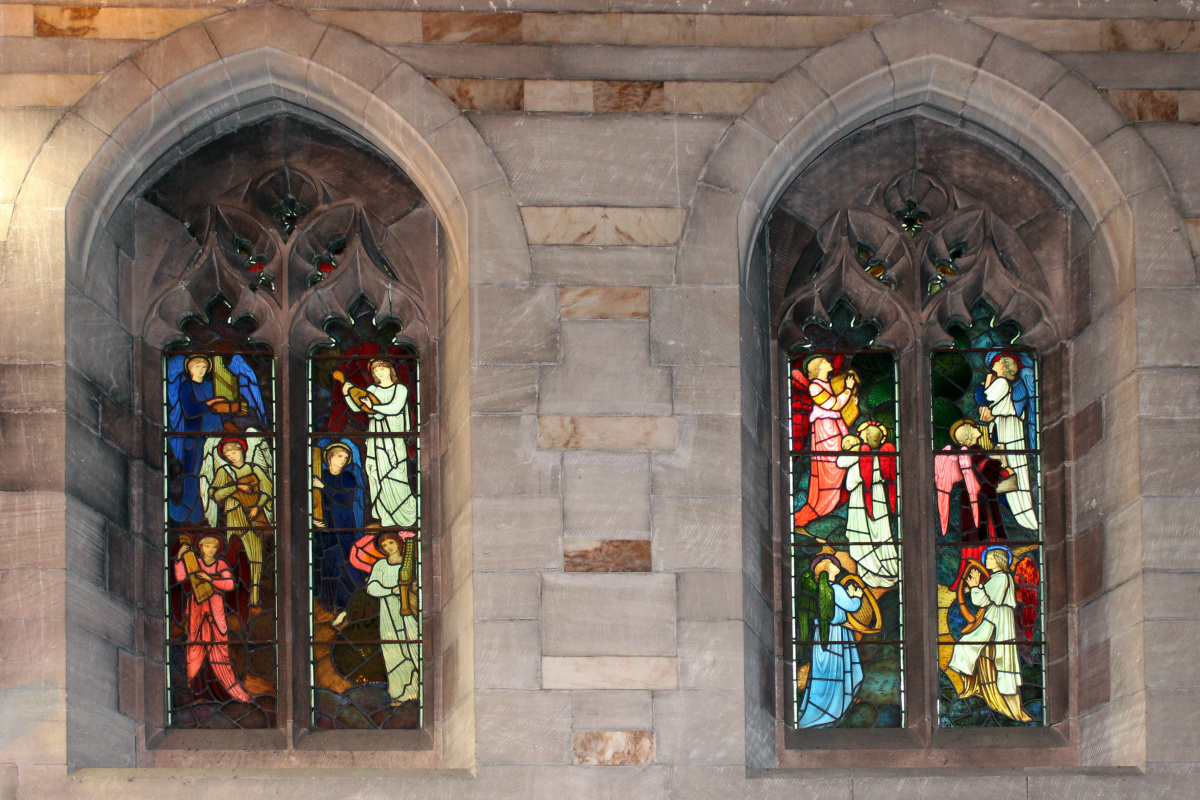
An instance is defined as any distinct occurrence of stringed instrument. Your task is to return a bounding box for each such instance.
[332,369,380,410]
[839,573,882,637]
[830,369,861,427]
[956,558,991,635]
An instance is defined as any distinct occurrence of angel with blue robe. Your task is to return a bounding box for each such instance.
[313,439,366,627]
[796,555,865,728]
[974,352,1038,530]
[166,353,270,525]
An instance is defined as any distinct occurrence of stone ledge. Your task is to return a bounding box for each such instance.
[522,207,686,246]
[542,656,678,690]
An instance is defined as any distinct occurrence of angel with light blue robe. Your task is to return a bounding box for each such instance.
[974,351,1038,530]
[312,438,366,626]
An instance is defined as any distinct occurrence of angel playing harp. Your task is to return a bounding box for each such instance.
[946,545,1040,722]
[795,555,880,728]
[167,353,269,525]
[350,530,421,706]
[198,435,274,610]
[792,354,860,530]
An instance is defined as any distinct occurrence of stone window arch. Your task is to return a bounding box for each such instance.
[130,111,442,747]
[765,113,1079,753]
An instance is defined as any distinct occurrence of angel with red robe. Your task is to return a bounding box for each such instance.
[935,420,1013,590]
[173,532,253,703]
[834,422,899,589]
[792,354,859,529]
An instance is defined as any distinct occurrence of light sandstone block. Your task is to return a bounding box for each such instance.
[563,451,651,536]
[650,287,739,367]
[310,11,422,43]
[33,7,215,39]
[531,245,676,287]
[653,495,741,571]
[523,80,594,112]
[0,5,32,36]
[542,573,676,657]
[0,74,99,107]
[653,688,743,765]
[422,11,522,44]
[677,620,743,690]
[472,494,562,571]
[559,285,650,319]
[651,416,742,497]
[677,570,742,621]
[572,730,654,765]
[471,285,560,366]
[474,689,571,766]
[475,620,541,690]
[538,416,676,451]
[471,365,539,414]
[664,81,770,115]
[474,570,542,620]
[540,320,671,416]
[522,13,622,46]
[571,690,652,729]
[543,657,678,690]
[522,206,686,246]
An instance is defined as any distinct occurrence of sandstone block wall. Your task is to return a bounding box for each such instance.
[0,2,1198,798]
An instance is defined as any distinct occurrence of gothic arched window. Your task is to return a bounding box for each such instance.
[768,117,1074,742]
[144,116,438,734]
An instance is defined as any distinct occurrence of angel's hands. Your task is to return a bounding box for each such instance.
[194,571,213,583]
[845,583,863,599]
[177,542,192,559]
[312,476,325,490]
[247,507,260,521]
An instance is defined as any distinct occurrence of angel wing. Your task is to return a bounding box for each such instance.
[227,355,269,428]
[350,533,383,573]
[347,441,365,530]
[1013,554,1041,645]
[165,355,186,461]
[934,445,964,536]
[1012,354,1037,450]
[245,431,276,522]
[790,367,813,449]
[877,441,898,515]
[197,437,222,528]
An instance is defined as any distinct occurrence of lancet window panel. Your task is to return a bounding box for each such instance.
[786,306,905,730]
[141,115,437,736]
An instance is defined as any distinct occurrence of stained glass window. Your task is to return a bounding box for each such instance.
[308,303,422,730]
[932,302,1045,727]
[788,305,904,729]
[163,301,277,729]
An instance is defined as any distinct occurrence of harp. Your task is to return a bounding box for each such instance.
[956,558,991,634]
[839,573,882,636]
[181,548,215,604]
[830,369,860,428]
[311,445,324,524]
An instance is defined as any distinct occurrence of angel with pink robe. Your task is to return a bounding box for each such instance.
[935,420,1012,590]
[793,355,858,529]
[173,533,253,703]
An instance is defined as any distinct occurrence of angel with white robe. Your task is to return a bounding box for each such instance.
[975,352,1038,530]
[947,546,1032,722]
[834,424,899,589]
[340,359,417,528]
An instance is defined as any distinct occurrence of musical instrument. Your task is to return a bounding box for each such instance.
[332,369,380,409]
[830,369,860,427]
[956,558,990,634]
[839,573,882,636]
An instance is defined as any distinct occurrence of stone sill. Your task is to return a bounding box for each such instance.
[148,727,434,753]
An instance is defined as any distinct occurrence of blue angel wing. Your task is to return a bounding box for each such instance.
[345,439,365,529]
[1014,353,1037,449]
[227,354,269,428]
[166,355,185,460]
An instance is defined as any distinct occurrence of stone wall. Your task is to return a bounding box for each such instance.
[0,2,1198,798]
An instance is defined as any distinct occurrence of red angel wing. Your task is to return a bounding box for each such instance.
[934,445,964,536]
[1013,555,1041,644]
[790,366,813,449]
[878,442,898,514]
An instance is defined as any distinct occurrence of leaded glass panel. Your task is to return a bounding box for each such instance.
[933,303,1046,727]
[308,307,422,730]
[788,308,905,730]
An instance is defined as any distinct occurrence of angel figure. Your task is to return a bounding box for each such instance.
[167,353,269,525]
[795,555,865,728]
[363,531,421,705]
[340,359,418,528]
[312,439,366,628]
[173,533,253,703]
[975,352,1038,530]
[793,355,859,529]
[204,436,274,609]
[833,423,899,589]
[946,546,1033,722]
